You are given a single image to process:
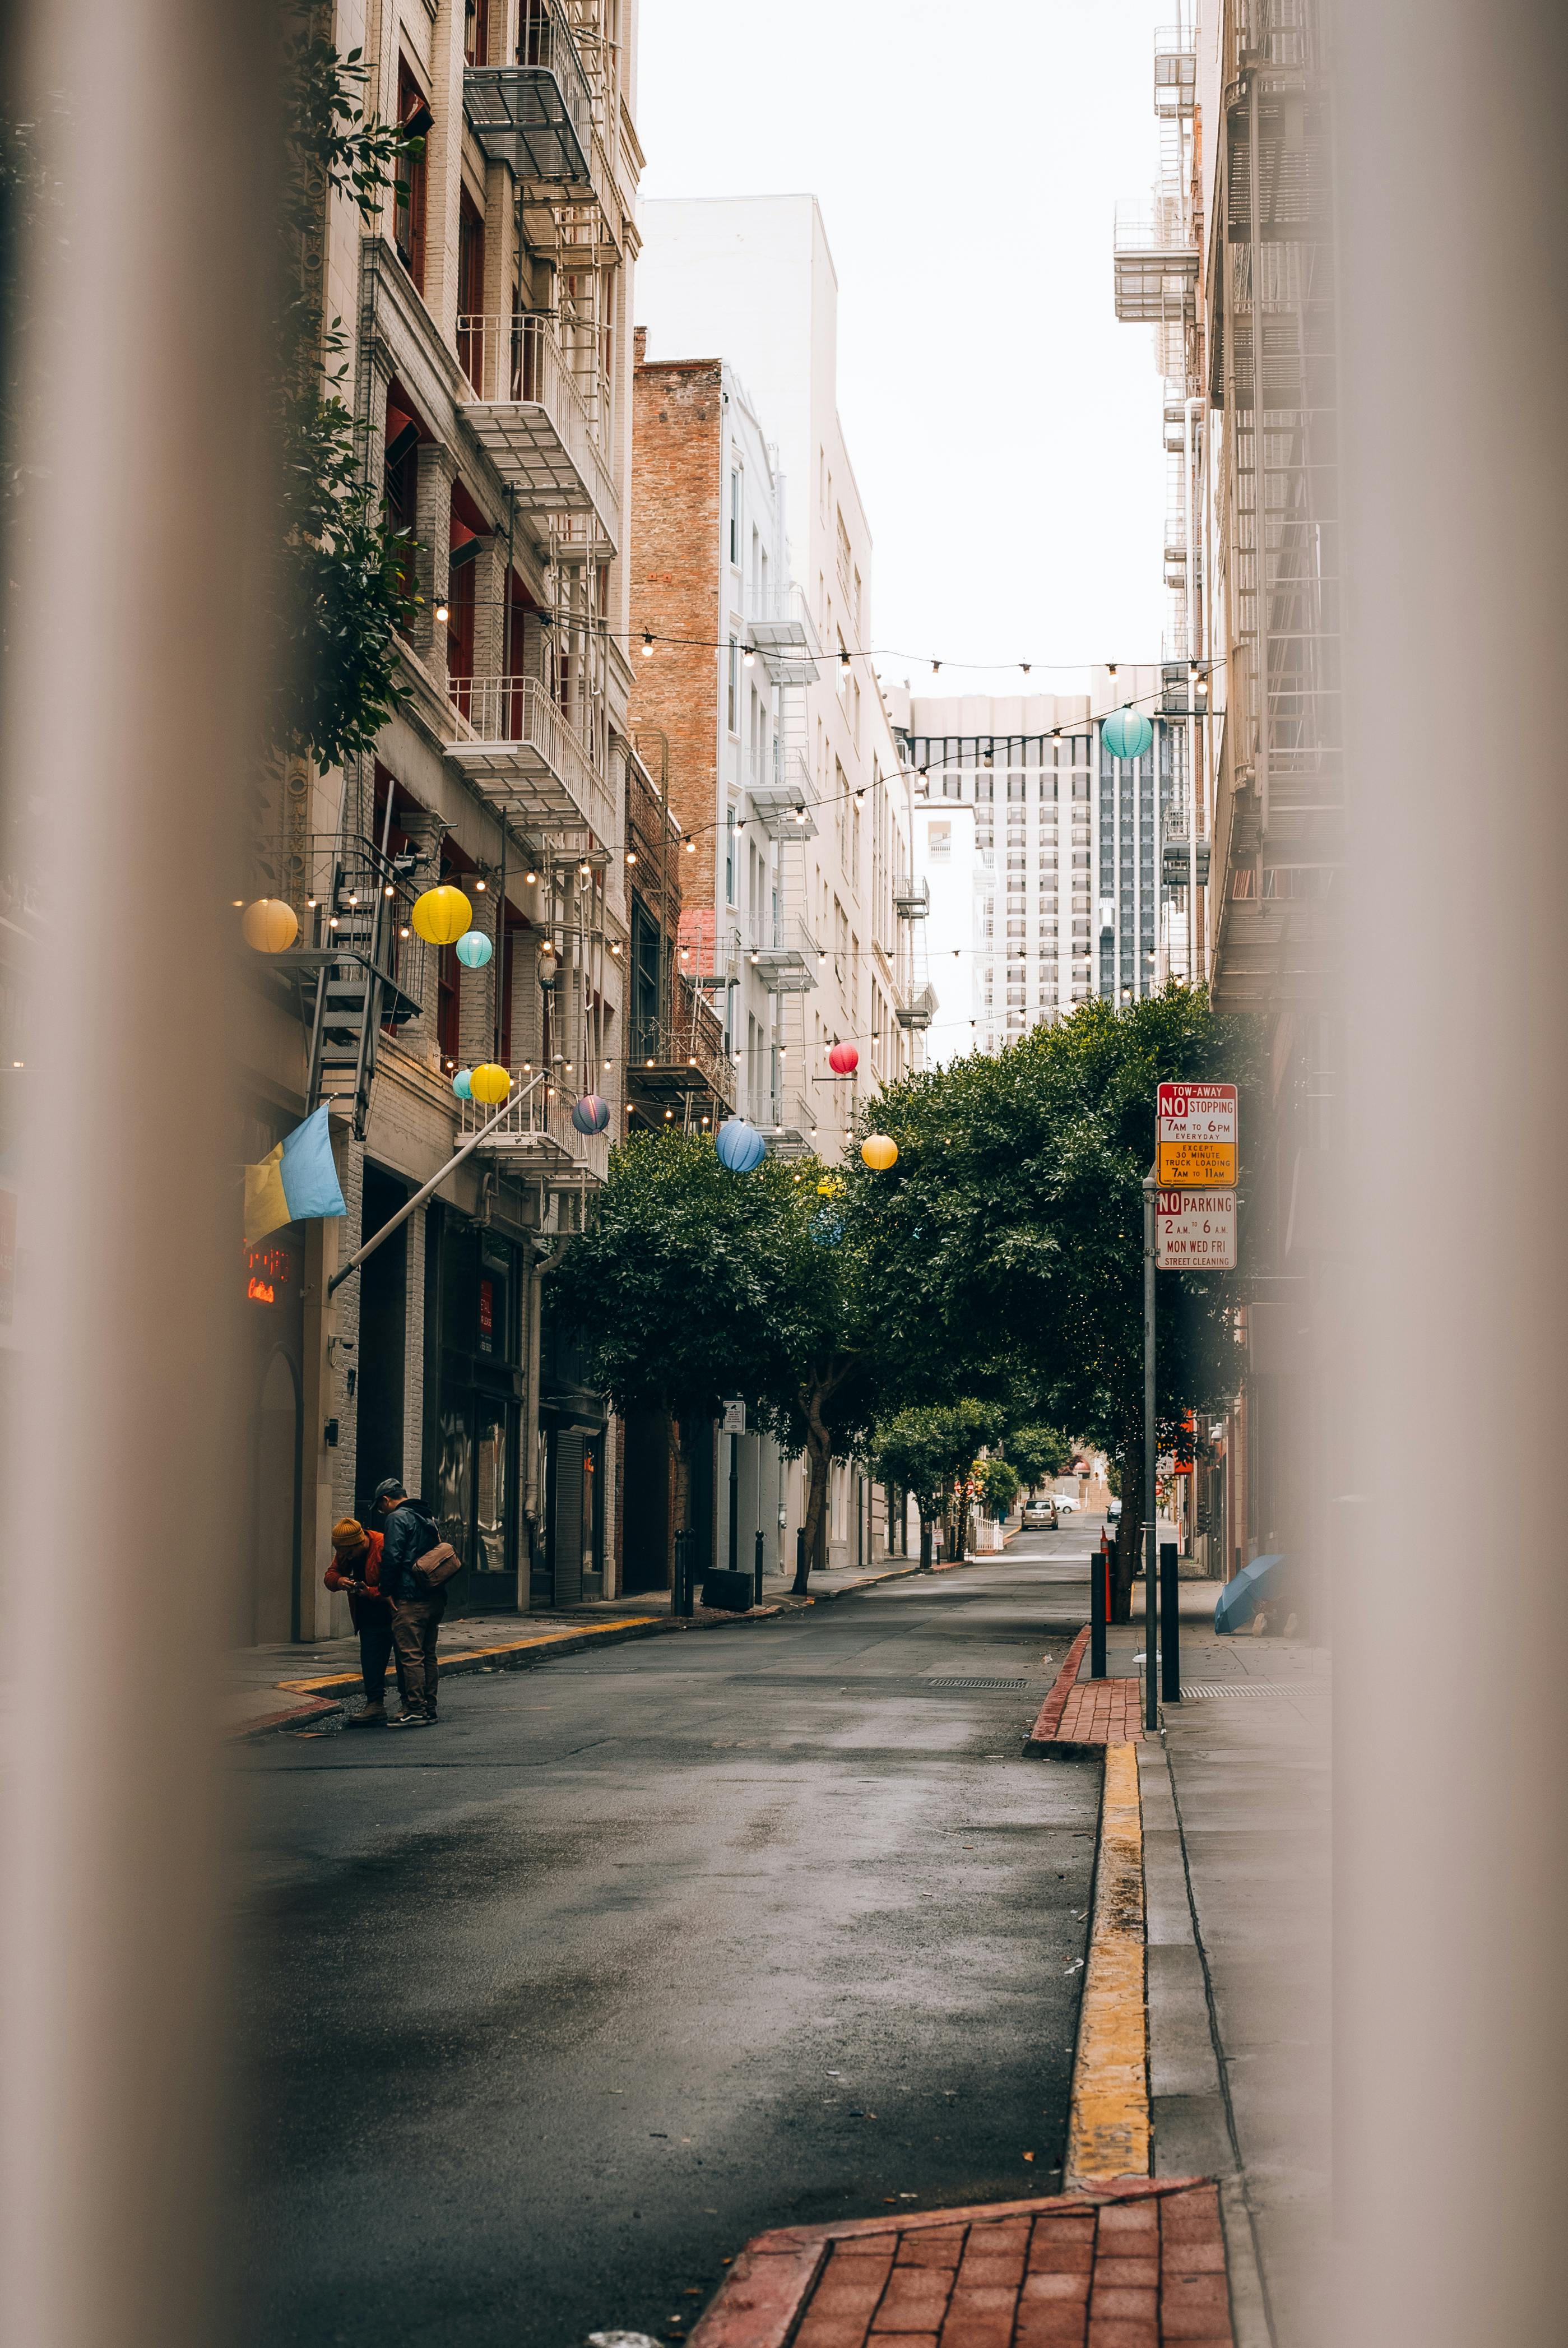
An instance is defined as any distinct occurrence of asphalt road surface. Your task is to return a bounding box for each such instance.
[231,1536,1098,2348]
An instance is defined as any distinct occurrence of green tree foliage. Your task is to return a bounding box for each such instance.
[1003,1424,1074,1492]
[553,1136,888,1591]
[973,1456,1020,1522]
[870,1399,1001,1565]
[848,987,1258,1615]
[270,34,418,771]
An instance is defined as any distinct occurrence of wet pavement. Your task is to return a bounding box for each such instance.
[230,1539,1100,2348]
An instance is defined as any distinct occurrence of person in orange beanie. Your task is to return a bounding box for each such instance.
[324,1517,393,1725]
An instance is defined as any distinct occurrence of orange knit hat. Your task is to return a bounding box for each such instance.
[331,1517,367,1550]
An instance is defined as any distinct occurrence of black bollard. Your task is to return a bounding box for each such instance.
[673,1529,693,1618]
[1091,1536,1108,1680]
[1160,1540,1181,1702]
[754,1527,766,1608]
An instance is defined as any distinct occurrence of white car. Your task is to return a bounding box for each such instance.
[1053,1493,1079,1513]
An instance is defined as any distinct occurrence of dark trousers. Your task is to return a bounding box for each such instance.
[359,1619,395,1707]
[389,1593,445,1716]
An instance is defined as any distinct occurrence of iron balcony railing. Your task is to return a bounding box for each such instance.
[744,582,822,681]
[456,311,619,546]
[456,1068,611,1182]
[744,913,819,993]
[745,746,816,837]
[444,673,616,845]
[463,3,594,190]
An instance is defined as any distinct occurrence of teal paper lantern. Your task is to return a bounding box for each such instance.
[456,929,494,969]
[452,1068,474,1099]
[1102,707,1153,761]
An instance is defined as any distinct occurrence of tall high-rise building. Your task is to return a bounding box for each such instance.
[894,677,1190,1060]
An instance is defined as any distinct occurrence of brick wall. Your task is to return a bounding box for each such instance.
[628,351,722,918]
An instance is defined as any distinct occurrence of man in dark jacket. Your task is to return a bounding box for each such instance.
[373,1476,446,1728]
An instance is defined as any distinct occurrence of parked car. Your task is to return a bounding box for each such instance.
[1105,1497,1122,1531]
[1053,1492,1080,1513]
[1023,1498,1057,1527]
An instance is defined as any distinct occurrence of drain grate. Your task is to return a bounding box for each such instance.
[925,1676,1029,1690]
[1181,1681,1328,1699]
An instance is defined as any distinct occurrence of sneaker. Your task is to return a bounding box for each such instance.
[345,1705,386,1728]
[387,1710,432,1729]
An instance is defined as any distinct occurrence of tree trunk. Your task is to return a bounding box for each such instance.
[1113,1424,1143,1623]
[796,1418,832,1595]
[666,1410,690,1592]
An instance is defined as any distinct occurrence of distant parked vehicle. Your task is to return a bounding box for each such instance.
[1105,1497,1122,1531]
[1053,1493,1080,1514]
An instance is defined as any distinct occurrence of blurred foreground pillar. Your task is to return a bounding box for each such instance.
[1336,1,1568,2341]
[0,1,273,2344]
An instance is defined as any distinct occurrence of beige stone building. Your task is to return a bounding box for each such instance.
[237,0,643,1644]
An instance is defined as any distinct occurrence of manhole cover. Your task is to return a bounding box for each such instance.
[925,1677,1029,1690]
[1181,1681,1327,1699]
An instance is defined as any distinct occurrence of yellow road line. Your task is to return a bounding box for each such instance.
[274,1617,656,1694]
[1063,1740,1150,2188]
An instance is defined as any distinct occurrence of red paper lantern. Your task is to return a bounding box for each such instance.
[828,1041,859,1075]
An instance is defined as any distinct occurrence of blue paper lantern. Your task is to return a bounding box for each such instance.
[452,1068,474,1099]
[456,929,494,969]
[1101,707,1154,762]
[570,1092,610,1135]
[715,1118,766,1174]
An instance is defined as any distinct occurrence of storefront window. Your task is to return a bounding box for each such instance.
[475,1410,507,1572]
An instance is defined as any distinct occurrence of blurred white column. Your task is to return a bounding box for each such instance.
[1335,1,1568,2341]
[0,2,275,2344]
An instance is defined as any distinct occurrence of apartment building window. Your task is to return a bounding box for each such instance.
[394,60,429,293]
[726,807,737,906]
[383,386,421,637]
[727,637,740,733]
[729,470,741,566]
[458,194,485,390]
[518,0,550,63]
[464,0,490,66]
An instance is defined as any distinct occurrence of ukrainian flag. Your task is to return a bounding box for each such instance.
[244,1106,347,1245]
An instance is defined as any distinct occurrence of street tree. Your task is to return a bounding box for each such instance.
[845,988,1256,1617]
[870,1399,1002,1566]
[554,1137,893,1594]
[1003,1424,1074,1494]
[271,34,420,773]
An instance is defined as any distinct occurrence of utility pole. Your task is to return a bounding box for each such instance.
[1143,1168,1159,1733]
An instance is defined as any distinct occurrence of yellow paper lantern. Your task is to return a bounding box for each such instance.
[411,883,472,946]
[240,897,299,953]
[468,1062,512,1105]
[861,1133,898,1171]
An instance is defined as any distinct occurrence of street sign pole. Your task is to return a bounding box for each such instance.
[1143,1169,1159,1734]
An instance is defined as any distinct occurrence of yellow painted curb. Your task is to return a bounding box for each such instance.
[1063,1740,1149,2189]
[275,1617,655,1695]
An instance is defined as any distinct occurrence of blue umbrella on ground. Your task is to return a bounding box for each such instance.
[1214,1553,1289,1634]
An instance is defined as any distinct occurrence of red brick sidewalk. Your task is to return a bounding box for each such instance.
[1024,1631,1142,1755]
[688,2182,1232,2348]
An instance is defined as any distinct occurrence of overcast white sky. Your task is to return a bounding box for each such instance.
[635,0,1173,693]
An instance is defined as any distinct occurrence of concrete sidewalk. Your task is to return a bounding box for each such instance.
[225,1550,946,1736]
[1140,1629,1329,2348]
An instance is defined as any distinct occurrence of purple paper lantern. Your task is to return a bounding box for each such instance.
[570,1092,610,1134]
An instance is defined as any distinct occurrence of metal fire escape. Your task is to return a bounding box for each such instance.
[1114,15,1210,987]
[1209,0,1341,1014]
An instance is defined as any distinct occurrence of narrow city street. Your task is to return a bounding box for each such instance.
[232,1542,1097,2348]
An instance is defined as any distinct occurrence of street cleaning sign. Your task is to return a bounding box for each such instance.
[1156,1082,1238,1187]
[1155,1188,1237,1270]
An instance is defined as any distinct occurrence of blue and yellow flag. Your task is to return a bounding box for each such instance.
[244,1106,347,1245]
